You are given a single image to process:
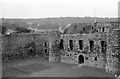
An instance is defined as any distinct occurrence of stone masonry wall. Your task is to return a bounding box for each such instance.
[60,33,107,69]
[48,30,61,62]
[106,29,120,75]
[2,33,50,62]
[2,28,120,76]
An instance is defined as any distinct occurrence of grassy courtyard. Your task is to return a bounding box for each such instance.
[2,58,115,77]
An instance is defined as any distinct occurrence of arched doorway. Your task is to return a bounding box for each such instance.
[78,55,84,64]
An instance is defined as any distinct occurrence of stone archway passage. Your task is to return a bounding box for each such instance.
[78,55,84,64]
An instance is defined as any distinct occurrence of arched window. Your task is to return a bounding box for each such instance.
[89,40,94,52]
[101,41,107,53]
[92,27,94,30]
[79,40,83,50]
[102,27,105,32]
[69,40,73,50]
[78,55,84,64]
[95,57,97,61]
[59,39,64,50]
[45,49,47,53]
[44,42,47,47]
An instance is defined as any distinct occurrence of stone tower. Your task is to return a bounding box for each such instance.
[106,29,120,75]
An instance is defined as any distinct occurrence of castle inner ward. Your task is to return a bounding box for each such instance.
[2,24,120,76]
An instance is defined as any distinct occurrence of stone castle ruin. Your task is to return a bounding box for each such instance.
[2,22,120,76]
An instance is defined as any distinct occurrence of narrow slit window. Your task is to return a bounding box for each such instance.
[102,27,105,32]
[34,37,35,39]
[92,27,94,30]
[86,57,88,60]
[101,41,107,53]
[89,40,94,52]
[45,49,47,53]
[44,42,47,47]
[69,40,73,50]
[79,40,83,50]
[60,39,64,50]
[95,57,97,61]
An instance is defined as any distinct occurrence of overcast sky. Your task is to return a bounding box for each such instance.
[0,0,119,18]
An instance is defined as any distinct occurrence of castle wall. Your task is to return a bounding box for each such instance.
[34,33,49,59]
[2,30,62,62]
[60,33,107,69]
[106,29,120,75]
[48,30,61,62]
[2,33,50,61]
[2,27,120,76]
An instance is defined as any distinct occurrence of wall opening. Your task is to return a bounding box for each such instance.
[85,57,88,60]
[83,28,85,30]
[44,42,47,47]
[69,40,73,50]
[34,37,35,39]
[78,55,84,64]
[44,49,49,60]
[92,27,94,30]
[101,41,107,53]
[96,29,99,32]
[89,40,94,52]
[59,39,64,50]
[95,57,97,61]
[79,40,83,50]
[102,27,105,32]
[45,49,47,53]
[30,48,33,55]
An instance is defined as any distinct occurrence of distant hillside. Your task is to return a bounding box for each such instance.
[1,17,118,30]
